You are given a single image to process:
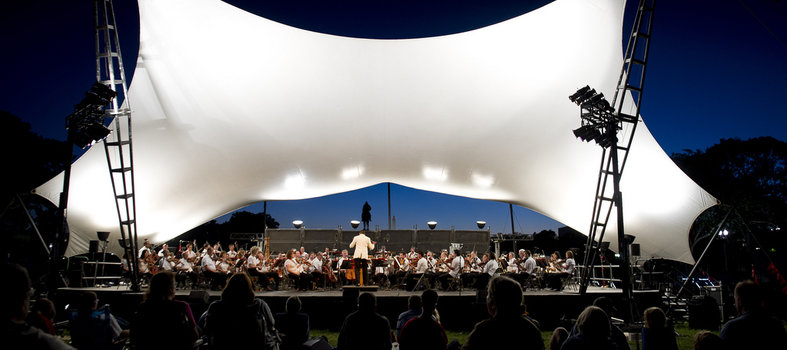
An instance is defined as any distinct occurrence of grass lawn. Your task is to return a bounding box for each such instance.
[311,324,713,350]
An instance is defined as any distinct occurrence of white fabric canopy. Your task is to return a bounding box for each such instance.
[36,0,716,263]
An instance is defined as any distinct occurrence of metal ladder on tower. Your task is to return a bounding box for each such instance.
[578,0,655,296]
[95,0,141,291]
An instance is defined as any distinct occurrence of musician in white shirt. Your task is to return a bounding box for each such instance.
[138,240,151,259]
[157,243,169,258]
[475,252,499,290]
[439,249,464,290]
[391,252,409,287]
[284,250,311,291]
[310,252,324,286]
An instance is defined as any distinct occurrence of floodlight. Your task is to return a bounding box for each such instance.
[572,125,600,142]
[476,220,486,229]
[350,220,360,229]
[595,133,616,148]
[97,231,111,241]
[568,85,591,103]
[427,221,437,230]
[292,220,303,229]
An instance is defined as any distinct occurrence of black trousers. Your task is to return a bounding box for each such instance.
[353,258,369,285]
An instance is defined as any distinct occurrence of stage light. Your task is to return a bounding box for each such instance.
[595,133,616,148]
[568,86,592,104]
[96,231,110,241]
[427,221,437,230]
[292,220,303,229]
[350,220,360,229]
[476,220,486,229]
[572,125,600,142]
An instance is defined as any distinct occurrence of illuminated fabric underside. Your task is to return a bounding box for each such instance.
[36,0,716,263]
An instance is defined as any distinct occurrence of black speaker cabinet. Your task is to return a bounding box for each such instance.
[631,243,640,256]
[688,295,720,330]
[89,240,99,253]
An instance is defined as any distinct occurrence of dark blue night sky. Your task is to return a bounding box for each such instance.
[1,0,785,234]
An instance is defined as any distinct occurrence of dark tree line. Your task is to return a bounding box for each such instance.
[671,137,786,307]
[172,211,280,250]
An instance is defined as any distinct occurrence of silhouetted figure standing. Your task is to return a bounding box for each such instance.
[361,201,372,230]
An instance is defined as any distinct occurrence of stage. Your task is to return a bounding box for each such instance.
[55,285,662,331]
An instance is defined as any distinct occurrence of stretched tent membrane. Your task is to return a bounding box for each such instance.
[36,0,716,263]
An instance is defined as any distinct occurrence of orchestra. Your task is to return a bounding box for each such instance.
[128,238,567,293]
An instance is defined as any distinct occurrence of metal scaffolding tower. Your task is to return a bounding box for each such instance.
[94,0,141,291]
[575,0,655,322]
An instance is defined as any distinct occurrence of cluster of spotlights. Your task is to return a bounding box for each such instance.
[568,85,619,149]
[67,82,117,148]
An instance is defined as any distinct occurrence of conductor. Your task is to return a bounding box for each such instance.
[349,230,375,286]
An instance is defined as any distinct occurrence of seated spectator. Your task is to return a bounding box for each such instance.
[399,289,448,350]
[131,271,198,350]
[68,291,129,350]
[641,306,677,350]
[694,330,726,350]
[720,280,787,348]
[27,298,57,335]
[548,327,568,350]
[396,295,422,340]
[338,292,392,350]
[275,296,310,350]
[462,276,543,350]
[1,263,74,349]
[568,297,629,350]
[204,273,279,349]
[561,306,616,350]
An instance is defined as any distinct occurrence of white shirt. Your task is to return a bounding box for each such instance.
[564,258,576,275]
[158,249,167,257]
[449,256,463,278]
[507,258,519,273]
[184,250,196,261]
[349,233,375,259]
[201,255,216,272]
[160,258,173,271]
[415,257,429,274]
[394,256,409,271]
[524,257,537,274]
[284,258,301,275]
[177,258,193,272]
[227,250,237,258]
[483,259,499,276]
[469,256,482,272]
[246,255,260,269]
[310,257,322,273]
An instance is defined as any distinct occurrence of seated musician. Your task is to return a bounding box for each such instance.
[309,252,324,287]
[439,249,464,290]
[546,250,575,290]
[157,243,170,258]
[159,250,175,272]
[337,249,353,285]
[373,252,390,288]
[391,252,409,287]
[175,252,197,287]
[407,251,429,291]
[284,249,311,291]
[258,252,281,291]
[464,251,482,288]
[506,252,518,274]
[246,247,264,289]
[201,247,228,290]
[474,252,499,290]
[139,250,153,280]
[226,243,237,260]
[407,247,418,261]
[217,252,232,274]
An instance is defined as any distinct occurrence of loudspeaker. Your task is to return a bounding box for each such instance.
[89,240,99,253]
[303,337,332,350]
[688,295,720,330]
[631,244,640,256]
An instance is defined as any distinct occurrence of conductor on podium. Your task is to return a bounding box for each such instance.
[349,230,375,286]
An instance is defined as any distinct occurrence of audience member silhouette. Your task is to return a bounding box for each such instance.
[641,306,677,350]
[27,298,57,335]
[337,292,392,350]
[275,296,311,350]
[560,306,616,350]
[68,291,129,350]
[720,280,787,348]
[462,276,543,349]
[399,289,448,350]
[568,297,630,350]
[548,327,568,350]
[397,295,422,340]
[204,273,279,349]
[131,271,198,350]
[694,330,726,350]
[1,263,74,349]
